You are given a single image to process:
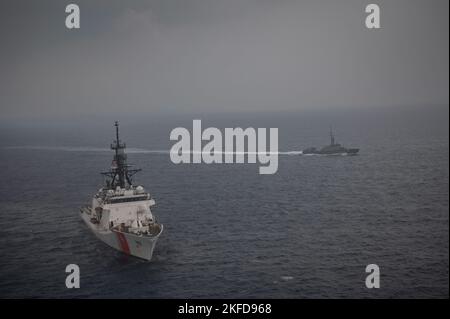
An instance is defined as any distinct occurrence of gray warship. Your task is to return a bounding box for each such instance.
[302,128,359,155]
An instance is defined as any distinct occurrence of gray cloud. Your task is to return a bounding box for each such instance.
[1,0,448,119]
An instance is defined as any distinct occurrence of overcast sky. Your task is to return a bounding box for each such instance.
[0,0,448,119]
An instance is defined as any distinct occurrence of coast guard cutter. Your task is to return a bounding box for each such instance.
[80,121,162,261]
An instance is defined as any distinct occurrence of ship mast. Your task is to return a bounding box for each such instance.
[330,126,335,145]
[101,121,141,189]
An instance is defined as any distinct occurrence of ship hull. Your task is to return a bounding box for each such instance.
[346,148,359,155]
[80,208,162,261]
[302,148,359,155]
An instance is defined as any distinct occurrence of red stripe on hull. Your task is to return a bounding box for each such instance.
[116,232,130,255]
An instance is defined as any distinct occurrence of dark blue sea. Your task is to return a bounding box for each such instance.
[0,106,448,298]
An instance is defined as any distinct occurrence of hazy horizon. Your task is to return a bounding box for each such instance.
[1,105,448,151]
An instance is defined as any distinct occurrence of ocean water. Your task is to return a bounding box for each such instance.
[0,107,448,298]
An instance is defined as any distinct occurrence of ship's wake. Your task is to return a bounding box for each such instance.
[4,146,359,157]
[4,146,303,156]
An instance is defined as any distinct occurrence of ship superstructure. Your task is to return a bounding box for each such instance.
[80,122,162,261]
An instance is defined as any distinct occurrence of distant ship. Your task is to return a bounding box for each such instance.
[80,121,163,261]
[302,128,359,155]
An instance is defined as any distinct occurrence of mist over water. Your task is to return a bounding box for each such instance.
[0,106,448,298]
[1,105,448,149]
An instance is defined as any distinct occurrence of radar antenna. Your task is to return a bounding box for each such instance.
[101,121,141,189]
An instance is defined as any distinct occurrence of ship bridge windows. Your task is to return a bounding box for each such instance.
[108,196,149,204]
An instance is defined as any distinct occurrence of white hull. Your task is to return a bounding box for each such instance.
[81,208,162,261]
